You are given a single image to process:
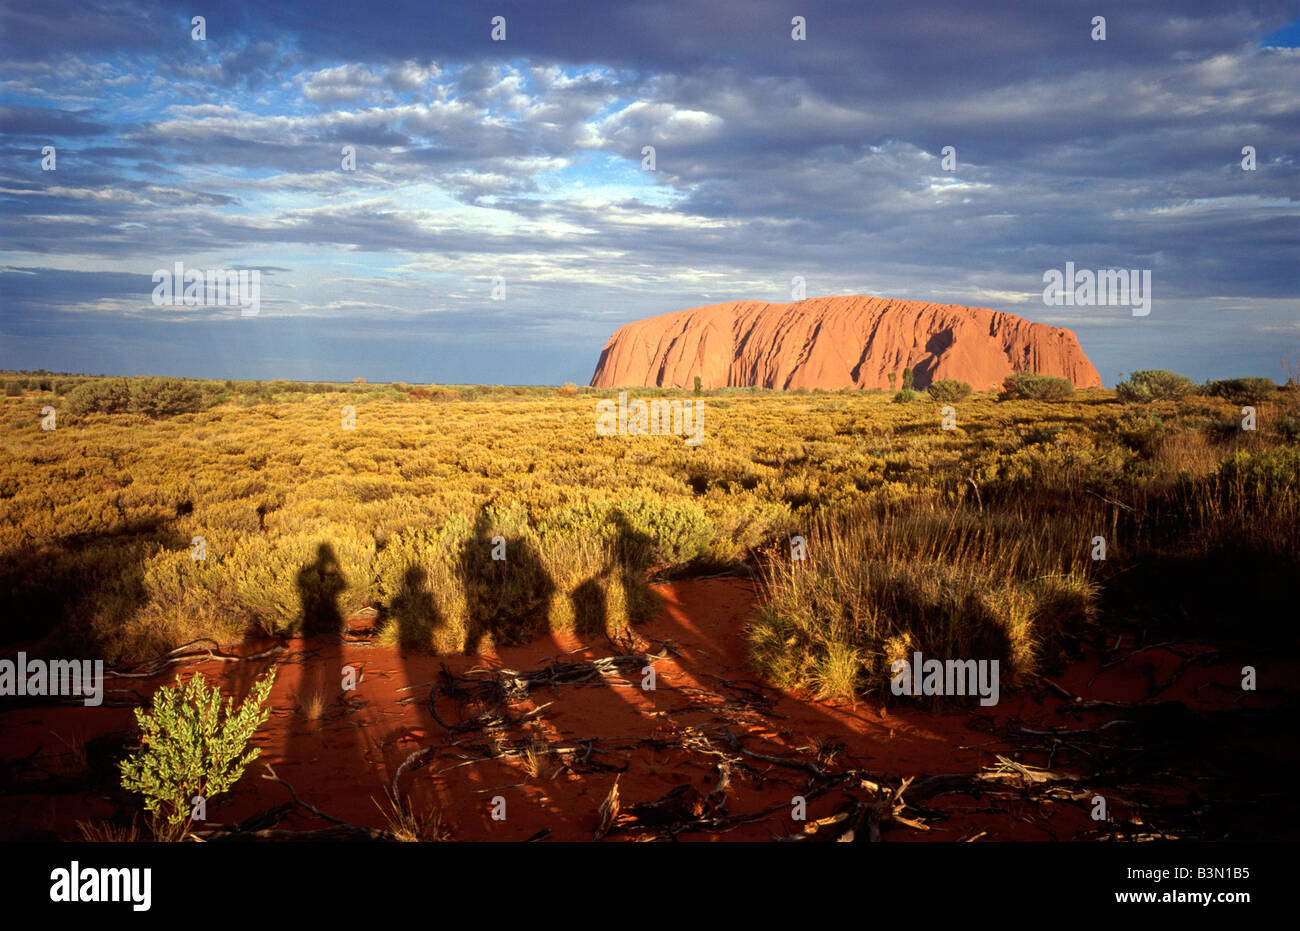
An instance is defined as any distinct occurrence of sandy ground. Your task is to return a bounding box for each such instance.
[2,577,1295,842]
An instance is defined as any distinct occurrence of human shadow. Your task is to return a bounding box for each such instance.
[297,543,347,638]
[460,509,556,655]
[388,566,443,650]
[570,511,658,642]
[275,542,370,820]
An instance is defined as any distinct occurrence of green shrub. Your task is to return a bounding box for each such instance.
[1203,377,1277,407]
[118,668,276,839]
[1218,447,1300,504]
[64,378,132,414]
[1116,410,1168,457]
[131,377,206,417]
[892,389,920,403]
[999,372,1075,401]
[902,367,914,391]
[1203,414,1241,444]
[927,379,972,403]
[1116,370,1194,402]
[3,380,20,397]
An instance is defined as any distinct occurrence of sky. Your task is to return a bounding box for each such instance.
[1,1,1297,386]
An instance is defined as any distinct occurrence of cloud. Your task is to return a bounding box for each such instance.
[1,1,1297,384]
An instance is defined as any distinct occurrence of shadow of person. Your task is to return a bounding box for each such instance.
[297,543,346,638]
[570,575,609,642]
[277,541,369,827]
[388,566,442,650]
[460,509,556,656]
[570,511,659,642]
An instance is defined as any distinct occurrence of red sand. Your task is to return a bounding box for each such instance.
[0,578,1287,841]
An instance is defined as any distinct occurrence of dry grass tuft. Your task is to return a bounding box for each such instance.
[297,686,330,722]
[374,793,450,842]
[77,817,143,843]
[519,738,560,781]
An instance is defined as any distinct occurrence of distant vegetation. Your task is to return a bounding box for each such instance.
[1203,377,1277,407]
[1115,369,1195,402]
[2,370,1298,705]
[926,378,973,403]
[999,372,1075,401]
[65,376,205,417]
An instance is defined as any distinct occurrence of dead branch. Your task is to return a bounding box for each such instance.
[430,645,670,733]
[106,640,286,679]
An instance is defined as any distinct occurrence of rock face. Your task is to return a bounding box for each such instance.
[589,296,1101,391]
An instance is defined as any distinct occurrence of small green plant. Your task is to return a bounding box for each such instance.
[693,375,703,396]
[902,367,914,391]
[926,379,972,403]
[3,380,20,397]
[892,389,920,403]
[887,372,897,391]
[1218,446,1300,504]
[119,668,277,840]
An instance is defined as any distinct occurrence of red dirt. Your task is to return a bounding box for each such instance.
[0,578,1290,842]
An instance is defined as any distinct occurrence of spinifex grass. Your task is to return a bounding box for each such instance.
[748,498,1101,702]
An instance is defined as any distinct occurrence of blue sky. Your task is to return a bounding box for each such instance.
[1,1,1297,385]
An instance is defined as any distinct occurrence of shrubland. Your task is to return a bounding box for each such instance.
[2,373,1297,705]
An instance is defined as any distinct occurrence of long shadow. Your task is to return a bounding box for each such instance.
[0,521,188,657]
[380,507,564,834]
[571,511,657,642]
[389,566,442,650]
[0,520,193,838]
[276,542,369,823]
[371,564,445,833]
[460,509,556,655]
[298,542,347,638]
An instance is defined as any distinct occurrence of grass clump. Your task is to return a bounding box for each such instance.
[748,502,1097,702]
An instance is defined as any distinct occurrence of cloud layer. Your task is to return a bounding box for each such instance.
[2,1,1297,384]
